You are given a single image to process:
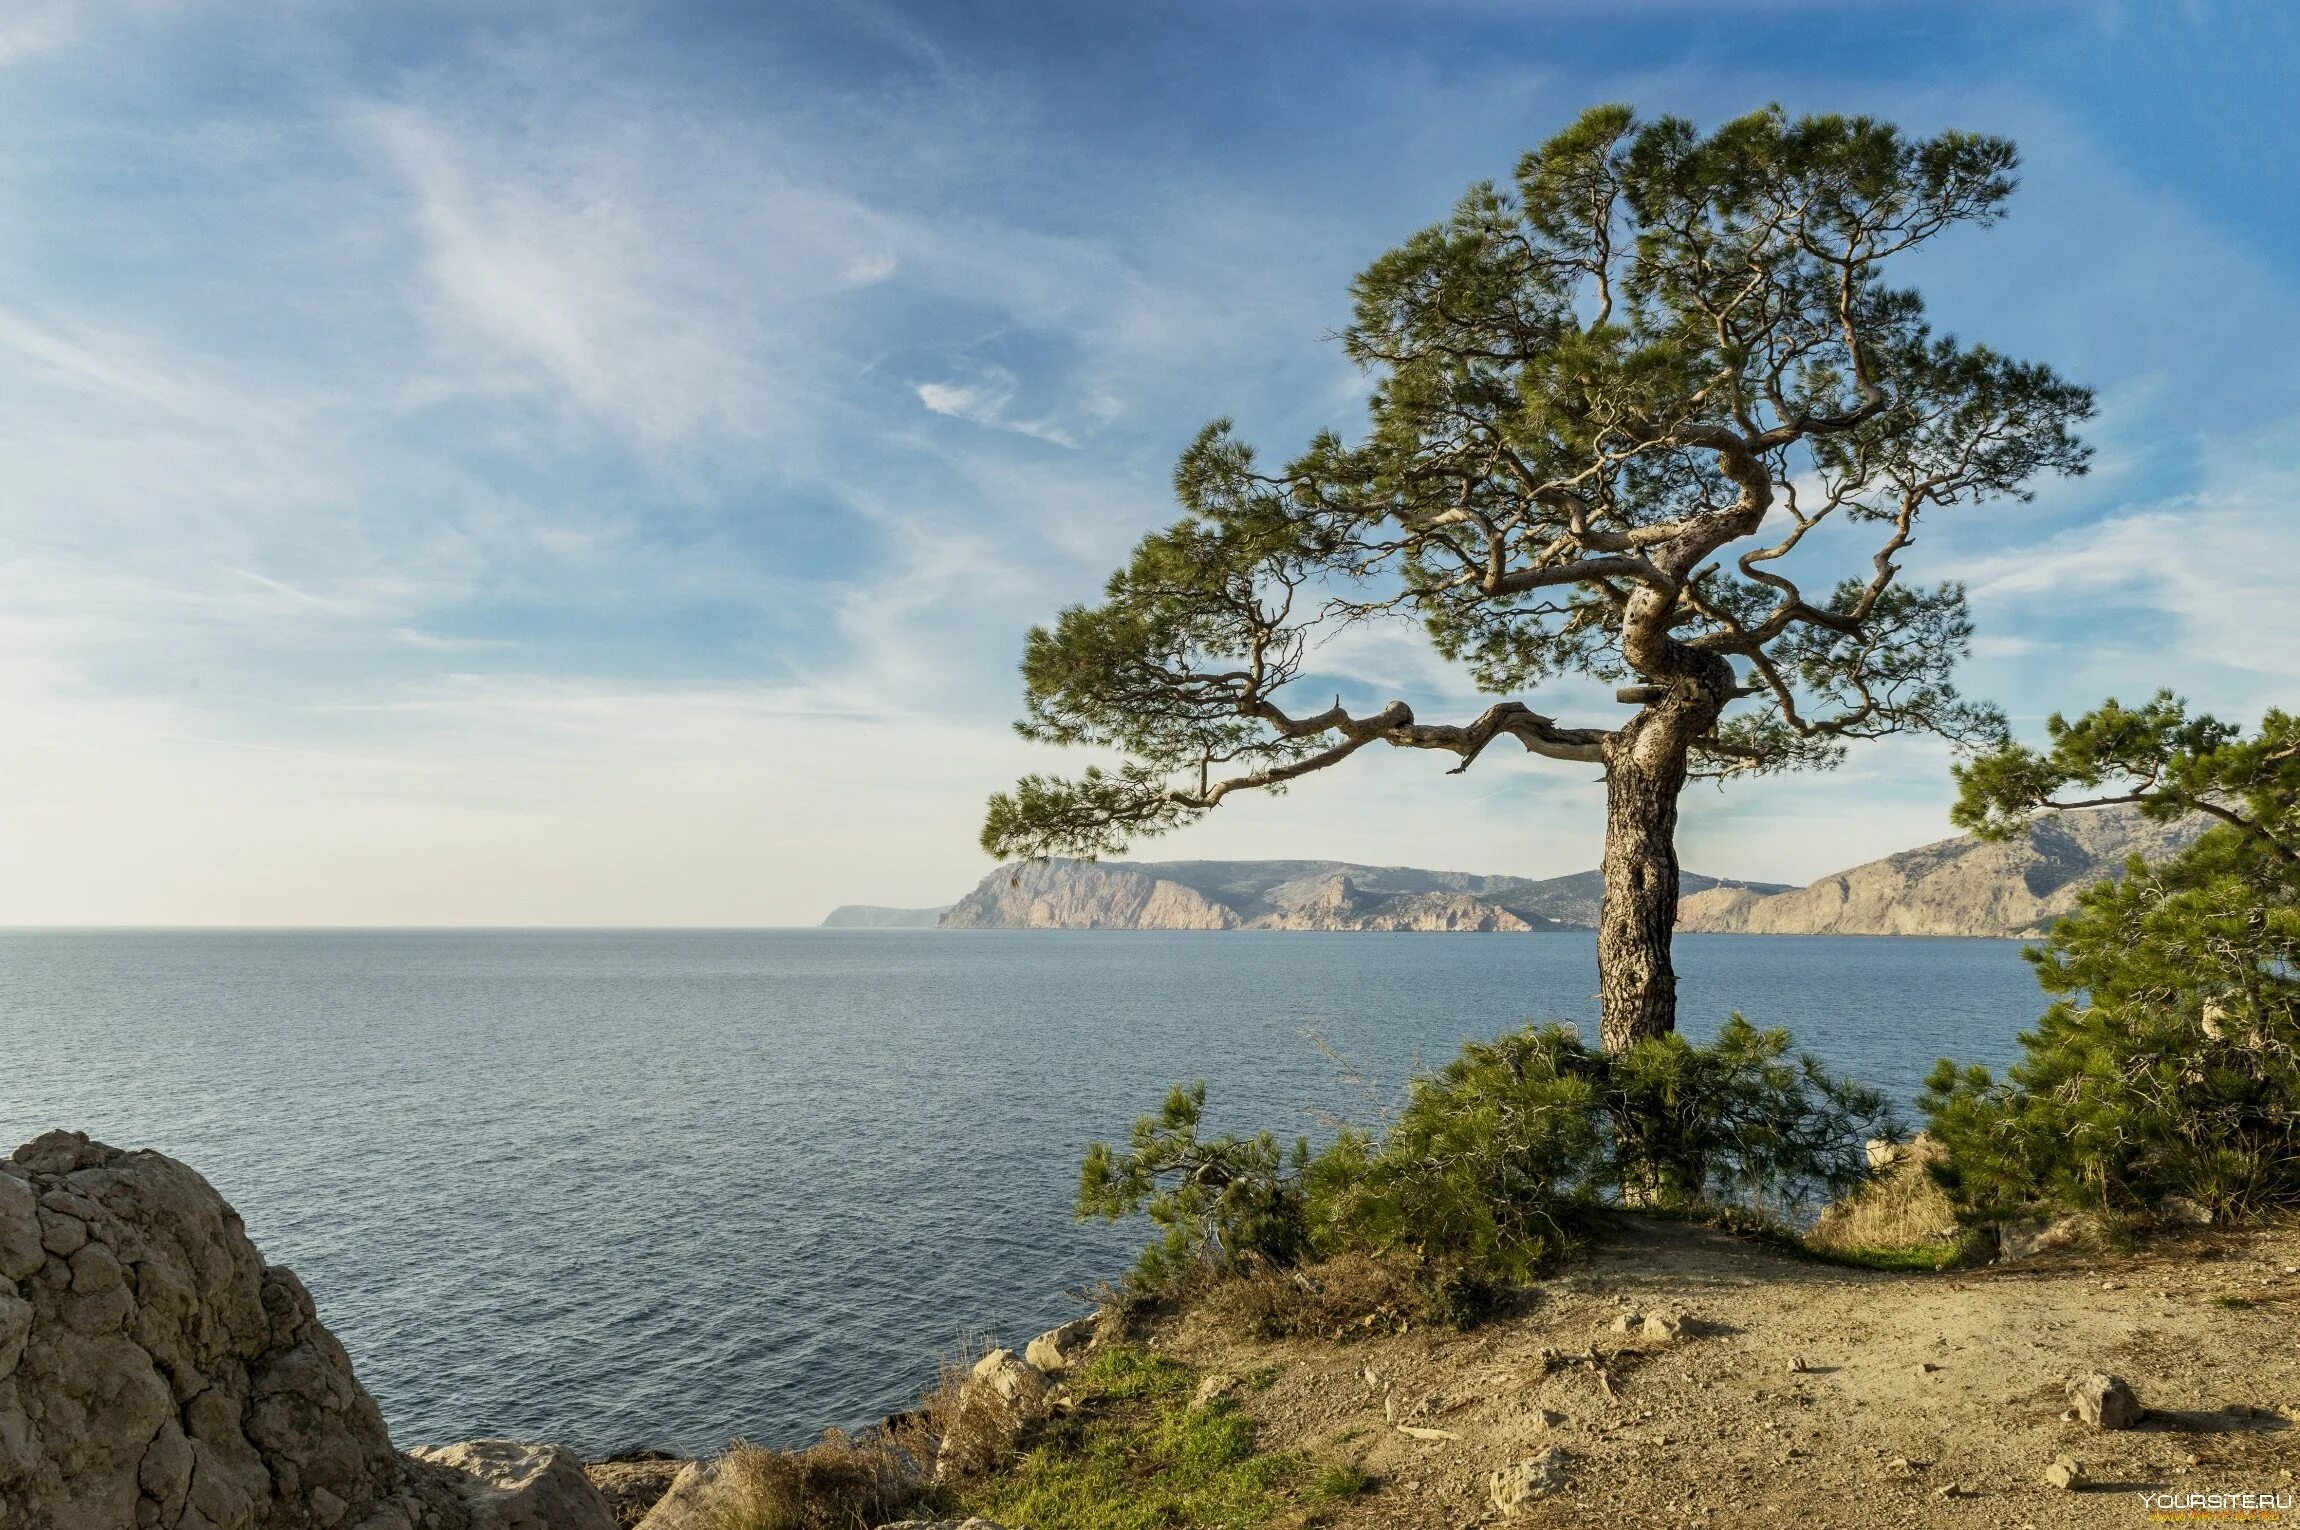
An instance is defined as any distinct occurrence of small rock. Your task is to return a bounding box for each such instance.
[1528,1408,1565,1431]
[1488,1448,1570,1516]
[1916,1362,1940,1376]
[2066,1372,2144,1430]
[1024,1314,1099,1375]
[2043,1455,2087,1490]
[1786,1356,1811,1374]
[1640,1313,1687,1341]
[1934,1482,1973,1500]
[2059,1409,2079,1422]
[1190,1373,1239,1411]
[2160,1196,2214,1226]
[1611,1311,1642,1333]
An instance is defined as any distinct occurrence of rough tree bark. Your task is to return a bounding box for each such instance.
[1598,733,1687,1053]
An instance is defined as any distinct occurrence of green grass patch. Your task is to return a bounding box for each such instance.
[2212,1294,2255,1309]
[1799,1239,1970,1273]
[957,1345,1356,1530]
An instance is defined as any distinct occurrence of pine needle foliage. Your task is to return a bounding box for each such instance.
[1924,696,2300,1223]
[1080,1019,1890,1297]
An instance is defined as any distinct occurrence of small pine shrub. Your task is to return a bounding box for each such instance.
[1081,1018,1891,1302]
[1076,1083,1311,1293]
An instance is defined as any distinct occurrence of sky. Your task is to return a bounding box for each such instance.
[1,0,2296,926]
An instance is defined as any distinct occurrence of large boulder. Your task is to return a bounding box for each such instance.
[1,1130,438,1530]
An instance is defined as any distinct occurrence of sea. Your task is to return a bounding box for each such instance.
[0,928,2040,1457]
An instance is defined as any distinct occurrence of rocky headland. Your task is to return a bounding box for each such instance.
[1673,804,2205,938]
[6,1128,2295,1529]
[933,858,1777,933]
[866,805,2198,939]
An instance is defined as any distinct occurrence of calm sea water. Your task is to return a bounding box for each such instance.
[0,929,2038,1457]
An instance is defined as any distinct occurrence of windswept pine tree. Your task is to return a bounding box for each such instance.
[985,105,2094,1050]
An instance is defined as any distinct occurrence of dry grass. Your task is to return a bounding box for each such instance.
[1203,1252,1434,1341]
[704,1431,924,1530]
[906,1339,1024,1481]
[1805,1134,1974,1266]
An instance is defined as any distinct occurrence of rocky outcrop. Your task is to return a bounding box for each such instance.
[1675,806,2206,938]
[938,861,1241,930]
[1,1129,424,1530]
[1248,876,1537,932]
[818,906,950,929]
[1,1130,612,1530]
[404,1442,615,1530]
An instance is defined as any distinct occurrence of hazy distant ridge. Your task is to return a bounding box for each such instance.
[819,905,951,929]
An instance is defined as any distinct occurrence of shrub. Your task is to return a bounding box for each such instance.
[1606,1016,1892,1215]
[1311,1025,1605,1283]
[1922,832,2300,1223]
[1081,1018,1891,1301]
[1076,1082,1311,1292]
[1928,695,2300,1225]
[962,1345,1315,1530]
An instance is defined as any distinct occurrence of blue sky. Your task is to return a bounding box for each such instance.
[1,0,2295,924]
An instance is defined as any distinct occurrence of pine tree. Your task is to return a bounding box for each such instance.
[984,104,2093,1049]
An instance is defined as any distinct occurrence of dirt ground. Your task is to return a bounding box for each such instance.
[1150,1214,2300,1528]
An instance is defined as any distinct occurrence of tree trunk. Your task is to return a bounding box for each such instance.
[1597,725,1690,1053]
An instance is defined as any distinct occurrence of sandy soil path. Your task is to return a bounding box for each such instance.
[1154,1215,2300,1527]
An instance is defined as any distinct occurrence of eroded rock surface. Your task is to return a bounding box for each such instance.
[404,1441,614,1530]
[0,1130,443,1529]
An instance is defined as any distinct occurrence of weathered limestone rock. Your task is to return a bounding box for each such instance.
[1488,1448,1570,1515]
[406,1441,615,1530]
[629,1459,722,1530]
[2067,1372,2144,1430]
[1022,1315,1098,1376]
[966,1350,1049,1415]
[2043,1454,2088,1489]
[1,1130,443,1530]
[1997,1214,2103,1264]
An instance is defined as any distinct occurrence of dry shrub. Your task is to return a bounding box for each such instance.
[1806,1135,1966,1259]
[910,1343,1020,1482]
[707,1430,921,1530]
[1205,1252,1429,1340]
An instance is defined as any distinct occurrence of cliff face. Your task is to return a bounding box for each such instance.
[938,860,1242,930]
[1675,805,2206,938]
[937,859,1776,931]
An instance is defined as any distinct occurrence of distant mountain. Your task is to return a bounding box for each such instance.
[935,858,1780,932]
[819,904,952,929]
[1674,805,2206,938]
